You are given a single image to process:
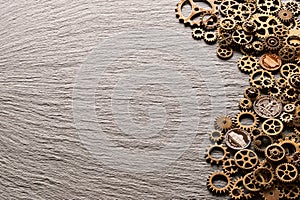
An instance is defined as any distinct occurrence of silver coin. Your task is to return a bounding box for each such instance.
[253,95,282,119]
[225,128,251,150]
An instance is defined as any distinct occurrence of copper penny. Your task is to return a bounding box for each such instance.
[259,53,282,71]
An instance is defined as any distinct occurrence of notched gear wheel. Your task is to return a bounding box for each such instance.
[207,171,232,195]
[249,69,274,89]
[242,21,257,33]
[217,32,233,47]
[262,118,284,136]
[252,41,264,53]
[232,28,253,45]
[222,158,239,175]
[274,24,288,38]
[204,31,218,43]
[283,86,298,101]
[229,186,243,200]
[289,73,300,90]
[276,77,288,89]
[175,0,217,27]
[280,112,294,124]
[201,12,219,30]
[268,85,281,98]
[251,14,281,39]
[260,186,280,200]
[256,0,281,15]
[234,110,259,131]
[279,45,297,62]
[210,130,223,143]
[282,184,300,200]
[243,172,260,192]
[219,0,239,16]
[244,86,261,101]
[192,28,205,39]
[264,35,282,51]
[253,167,274,188]
[205,144,230,165]
[238,55,258,74]
[283,1,300,16]
[233,177,252,200]
[216,46,233,59]
[219,17,236,32]
[239,98,252,110]
[215,115,233,132]
[265,143,286,162]
[278,137,300,159]
[280,63,300,79]
[278,9,294,22]
[275,163,298,183]
[253,134,273,153]
[234,149,259,170]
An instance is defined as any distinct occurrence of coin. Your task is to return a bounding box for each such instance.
[225,128,251,150]
[253,95,282,118]
[259,53,282,71]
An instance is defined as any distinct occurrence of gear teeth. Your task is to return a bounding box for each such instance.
[205,144,230,165]
[233,110,259,132]
[207,171,232,195]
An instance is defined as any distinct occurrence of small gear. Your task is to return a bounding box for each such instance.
[210,130,223,143]
[252,41,264,53]
[217,32,233,47]
[204,31,218,44]
[253,134,273,153]
[242,21,257,33]
[234,110,259,132]
[234,149,259,170]
[278,137,300,158]
[280,112,294,124]
[256,0,281,15]
[222,158,239,175]
[285,133,300,143]
[207,171,232,195]
[219,17,236,32]
[260,186,280,200]
[239,98,252,110]
[215,115,233,132]
[205,144,230,165]
[289,73,300,90]
[238,55,258,74]
[264,35,282,51]
[282,184,300,200]
[278,45,297,62]
[276,77,288,89]
[226,4,252,24]
[216,45,233,59]
[259,53,282,72]
[219,0,239,16]
[283,1,300,16]
[243,86,261,101]
[265,143,286,162]
[275,163,298,183]
[253,167,274,188]
[262,118,284,137]
[232,177,253,200]
[229,186,244,200]
[292,152,300,169]
[251,14,281,39]
[283,86,298,101]
[268,85,281,98]
[201,12,219,30]
[278,9,294,22]
[232,28,253,46]
[274,24,289,38]
[251,128,263,137]
[192,28,205,39]
[243,172,260,192]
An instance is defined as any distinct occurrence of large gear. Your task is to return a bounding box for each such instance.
[234,149,259,170]
[249,69,274,89]
[207,171,232,194]
[251,14,281,39]
[253,167,274,188]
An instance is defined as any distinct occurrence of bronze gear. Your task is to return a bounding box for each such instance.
[289,73,300,90]
[280,112,294,124]
[222,158,239,175]
[217,32,233,47]
[252,41,264,53]
[232,28,253,45]
[192,28,205,39]
[268,85,281,98]
[238,55,258,74]
[278,45,297,62]
[260,186,280,200]
[265,143,286,162]
[201,12,219,30]
[243,172,260,192]
[219,17,236,31]
[229,186,244,200]
[253,134,273,153]
[205,144,230,165]
[219,0,239,16]
[232,177,253,200]
[239,98,252,110]
[280,63,300,79]
[262,118,284,136]
[283,1,300,16]
[264,35,282,52]
[242,21,257,33]
[249,69,274,89]
[215,115,233,131]
[256,0,281,15]
[216,45,233,59]
[282,184,300,200]
[207,171,232,194]
[285,133,300,143]
[278,9,294,22]
[251,14,281,39]
[210,129,223,143]
[234,149,259,170]
[275,163,298,183]
[278,137,300,158]
[253,167,274,187]
[283,86,298,101]
[233,110,259,132]
[244,86,261,101]
[204,31,218,43]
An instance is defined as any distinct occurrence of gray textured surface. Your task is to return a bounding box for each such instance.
[0,0,249,199]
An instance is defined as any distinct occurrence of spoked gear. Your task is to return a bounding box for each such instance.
[262,118,284,137]
[233,110,259,131]
[282,183,300,200]
[275,163,298,183]
[265,143,286,162]
[249,69,274,89]
[251,14,281,39]
[234,149,259,170]
[215,115,233,132]
[219,17,236,32]
[222,158,239,175]
[256,0,281,15]
[239,98,252,110]
[232,28,253,45]
[207,171,232,195]
[253,167,274,188]
[216,46,233,59]
[238,55,258,74]
[283,1,300,16]
[280,112,294,124]
[278,45,297,62]
[232,177,253,200]
[268,85,281,98]
[205,144,230,165]
[243,172,261,192]
[252,41,264,53]
[217,32,233,47]
[219,0,239,16]
[175,0,217,27]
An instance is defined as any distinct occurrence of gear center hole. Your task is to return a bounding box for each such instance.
[212,175,228,188]
[240,114,255,126]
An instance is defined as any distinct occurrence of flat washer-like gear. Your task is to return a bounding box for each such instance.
[205,144,230,165]
[207,171,232,195]
[234,110,259,132]
[215,115,233,132]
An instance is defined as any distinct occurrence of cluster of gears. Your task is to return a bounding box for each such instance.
[175,0,300,199]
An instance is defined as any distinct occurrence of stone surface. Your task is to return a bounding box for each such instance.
[0,0,248,199]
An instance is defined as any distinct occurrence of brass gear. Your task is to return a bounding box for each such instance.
[275,163,298,183]
[210,130,223,143]
[260,186,280,200]
[256,0,281,15]
[192,28,205,39]
[219,17,236,32]
[219,0,239,16]
[243,172,261,192]
[205,144,230,165]
[232,177,253,200]
[215,115,233,131]
[252,41,264,53]
[222,158,239,175]
[253,167,274,188]
[278,137,300,159]
[234,149,259,170]
[262,118,284,136]
[264,35,282,51]
[216,45,233,59]
[268,85,281,98]
[278,9,294,22]
[249,69,274,89]
[201,12,219,30]
[204,31,218,43]
[207,171,232,195]
[239,98,252,110]
[253,134,273,153]
[229,186,244,200]
[243,86,261,101]
[283,86,298,101]
[283,1,300,16]
[238,55,258,74]
[282,184,300,200]
[251,14,281,39]
[278,44,297,62]
[233,110,259,132]
[276,77,288,89]
[232,28,253,45]
[280,112,294,124]
[265,143,286,162]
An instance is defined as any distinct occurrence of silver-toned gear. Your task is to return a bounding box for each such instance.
[238,55,258,74]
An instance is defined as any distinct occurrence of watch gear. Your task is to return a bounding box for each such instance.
[264,35,282,51]
[253,167,274,188]
[262,118,284,137]
[278,44,297,62]
[204,31,218,43]
[234,149,259,170]
[233,110,259,131]
[275,163,298,183]
[251,14,281,39]
[265,143,286,162]
[232,28,253,45]
[222,158,239,175]
[239,98,252,110]
[216,45,233,59]
[229,186,243,200]
[249,69,274,89]
[256,0,281,15]
[278,9,294,22]
[210,130,223,143]
[253,134,273,153]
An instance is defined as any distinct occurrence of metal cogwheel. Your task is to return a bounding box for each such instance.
[229,186,244,200]
[275,163,298,183]
[219,17,236,32]
[226,4,252,24]
[268,85,281,98]
[283,86,298,101]
[192,28,205,39]
[219,0,239,16]
[175,0,217,27]
[210,129,223,143]
[278,9,294,22]
[260,186,281,200]
[216,46,233,59]
[205,144,230,165]
[253,134,273,153]
[265,143,286,162]
[282,183,300,200]
[264,35,282,51]
[253,167,274,188]
[233,110,259,132]
[274,24,289,38]
[249,69,274,89]
[278,137,300,158]
[283,1,300,16]
[280,112,294,124]
[278,44,297,62]
[289,73,300,90]
[239,98,252,110]
[232,177,253,200]
[234,149,259,170]
[276,77,288,89]
[262,118,284,136]
[243,86,261,101]
[222,158,239,175]
[201,12,219,30]
[207,171,232,195]
[238,55,258,74]
[232,28,253,45]
[251,14,281,39]
[215,115,233,131]
[217,32,233,47]
[204,31,218,43]
[256,0,281,15]
[252,41,264,53]
[243,172,260,192]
